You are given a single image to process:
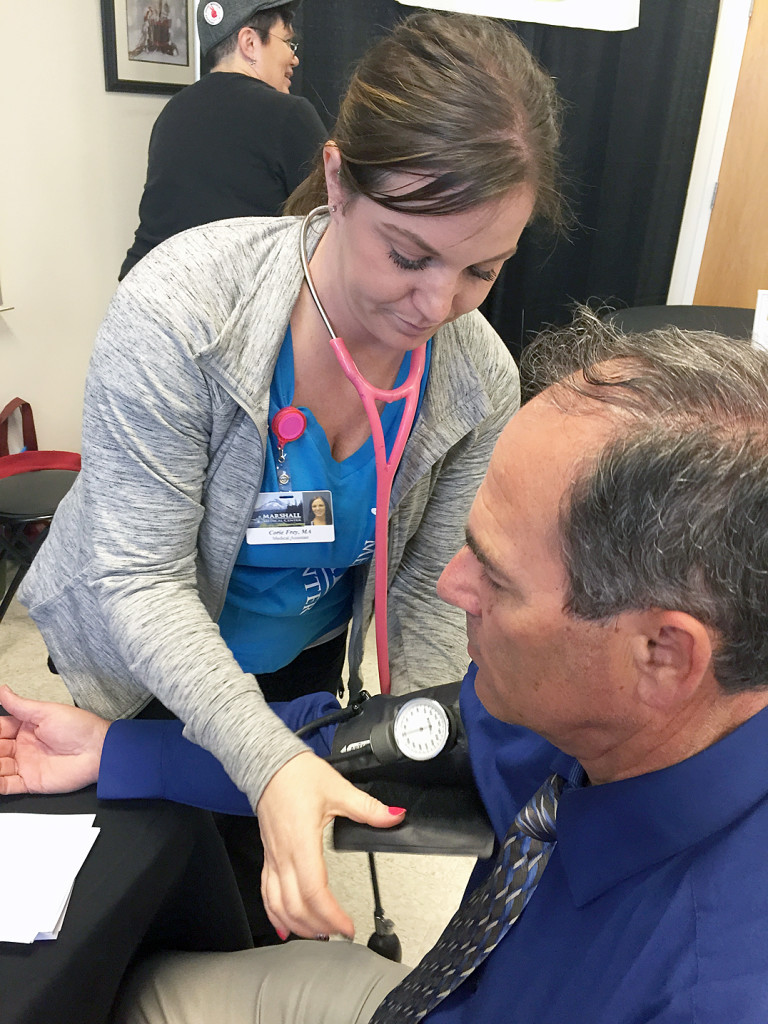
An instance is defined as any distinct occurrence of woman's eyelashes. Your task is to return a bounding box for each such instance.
[388,247,497,282]
[388,247,429,272]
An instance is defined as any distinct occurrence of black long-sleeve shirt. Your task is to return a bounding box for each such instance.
[119,72,327,280]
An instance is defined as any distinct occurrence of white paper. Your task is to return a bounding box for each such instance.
[395,0,640,32]
[35,890,73,942]
[0,814,100,944]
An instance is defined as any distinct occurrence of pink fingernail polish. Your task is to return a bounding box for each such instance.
[388,806,406,815]
[276,928,289,941]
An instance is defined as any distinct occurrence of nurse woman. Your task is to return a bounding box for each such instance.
[18,11,564,942]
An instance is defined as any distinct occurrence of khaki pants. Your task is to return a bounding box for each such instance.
[112,940,411,1024]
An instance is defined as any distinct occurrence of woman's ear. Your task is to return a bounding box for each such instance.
[236,25,262,64]
[322,144,344,210]
[632,610,714,711]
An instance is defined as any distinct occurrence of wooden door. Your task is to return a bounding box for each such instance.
[694,0,768,307]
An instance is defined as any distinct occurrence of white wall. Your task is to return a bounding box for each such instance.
[0,0,168,451]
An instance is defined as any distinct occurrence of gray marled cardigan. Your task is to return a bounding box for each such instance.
[19,215,520,808]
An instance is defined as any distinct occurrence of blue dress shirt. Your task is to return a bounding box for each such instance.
[99,665,768,1022]
[436,664,768,1023]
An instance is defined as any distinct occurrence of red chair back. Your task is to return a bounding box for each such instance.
[0,398,81,479]
[0,451,81,479]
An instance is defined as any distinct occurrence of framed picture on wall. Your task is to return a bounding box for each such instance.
[101,0,198,94]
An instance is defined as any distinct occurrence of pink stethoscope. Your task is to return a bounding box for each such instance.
[290,206,427,696]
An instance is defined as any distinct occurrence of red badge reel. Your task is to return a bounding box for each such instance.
[271,406,307,488]
[271,406,307,449]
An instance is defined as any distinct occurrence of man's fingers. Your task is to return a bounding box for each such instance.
[0,752,28,795]
[0,716,21,740]
[0,685,47,726]
[0,684,21,710]
[0,777,28,796]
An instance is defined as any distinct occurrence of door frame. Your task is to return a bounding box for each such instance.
[667,0,753,303]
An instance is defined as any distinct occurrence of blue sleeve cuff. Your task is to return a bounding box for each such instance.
[268,693,341,756]
[98,693,341,814]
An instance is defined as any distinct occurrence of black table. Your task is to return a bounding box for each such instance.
[0,788,252,1024]
[0,469,79,519]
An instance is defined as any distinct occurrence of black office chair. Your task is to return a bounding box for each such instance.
[0,398,80,624]
[602,304,755,339]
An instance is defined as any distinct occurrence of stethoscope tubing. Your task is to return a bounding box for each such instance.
[299,207,427,695]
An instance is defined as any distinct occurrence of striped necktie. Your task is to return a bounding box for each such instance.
[370,773,565,1024]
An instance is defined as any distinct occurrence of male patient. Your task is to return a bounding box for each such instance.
[3,311,768,1023]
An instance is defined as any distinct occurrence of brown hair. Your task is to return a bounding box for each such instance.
[284,11,563,225]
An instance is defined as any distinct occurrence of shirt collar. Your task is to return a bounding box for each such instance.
[557,703,768,906]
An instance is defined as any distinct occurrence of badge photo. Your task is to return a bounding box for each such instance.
[246,490,335,545]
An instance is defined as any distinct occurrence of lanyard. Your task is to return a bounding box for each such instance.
[299,207,427,695]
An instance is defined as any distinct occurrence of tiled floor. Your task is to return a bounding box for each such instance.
[0,595,474,964]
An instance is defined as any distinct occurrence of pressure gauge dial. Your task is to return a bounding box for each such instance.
[392,697,453,761]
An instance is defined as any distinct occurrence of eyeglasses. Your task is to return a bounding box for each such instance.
[270,34,299,54]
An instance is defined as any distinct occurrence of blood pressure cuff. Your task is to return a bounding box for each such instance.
[330,681,495,858]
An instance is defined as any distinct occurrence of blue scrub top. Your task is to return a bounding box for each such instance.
[219,328,431,673]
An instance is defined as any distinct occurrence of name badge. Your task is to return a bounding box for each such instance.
[246,490,335,545]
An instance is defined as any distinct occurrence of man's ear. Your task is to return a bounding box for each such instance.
[631,610,714,710]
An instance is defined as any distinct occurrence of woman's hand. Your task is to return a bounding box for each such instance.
[0,685,110,795]
[256,751,405,940]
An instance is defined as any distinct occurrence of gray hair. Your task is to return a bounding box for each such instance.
[520,309,768,694]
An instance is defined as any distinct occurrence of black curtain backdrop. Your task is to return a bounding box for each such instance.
[293,0,719,359]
